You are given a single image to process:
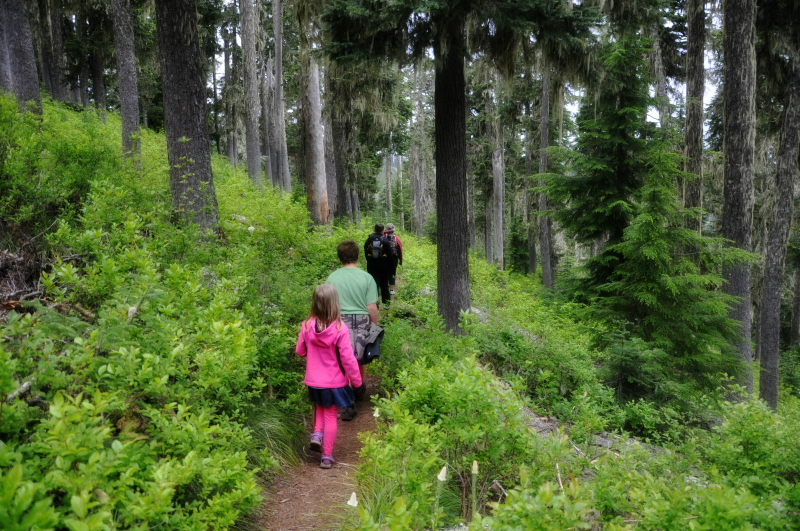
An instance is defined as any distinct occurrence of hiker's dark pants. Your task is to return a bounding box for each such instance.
[367,263,390,304]
[387,258,399,285]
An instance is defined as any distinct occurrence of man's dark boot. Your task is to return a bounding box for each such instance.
[340,405,357,421]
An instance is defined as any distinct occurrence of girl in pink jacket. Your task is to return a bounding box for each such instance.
[296,284,364,468]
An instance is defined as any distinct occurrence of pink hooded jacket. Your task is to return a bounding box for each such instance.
[296,318,363,389]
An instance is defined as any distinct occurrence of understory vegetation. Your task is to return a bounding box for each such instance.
[2,96,800,530]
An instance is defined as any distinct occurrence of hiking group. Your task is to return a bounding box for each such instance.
[294,224,403,469]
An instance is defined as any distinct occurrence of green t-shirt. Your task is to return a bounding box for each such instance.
[325,267,378,315]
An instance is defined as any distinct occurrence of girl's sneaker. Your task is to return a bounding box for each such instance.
[309,432,323,453]
[320,454,336,469]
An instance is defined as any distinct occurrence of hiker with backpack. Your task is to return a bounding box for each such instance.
[324,240,381,421]
[383,223,403,297]
[364,223,393,305]
[296,284,366,468]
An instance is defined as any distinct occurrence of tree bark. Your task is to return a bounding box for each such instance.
[155,0,219,232]
[492,147,504,268]
[414,63,425,238]
[6,0,42,113]
[324,111,337,217]
[332,112,350,219]
[759,46,800,411]
[722,0,757,393]
[385,151,393,215]
[399,154,405,230]
[467,158,475,248]
[525,103,537,277]
[36,0,53,96]
[539,66,554,288]
[0,1,11,92]
[273,0,291,192]
[90,49,106,122]
[223,33,238,168]
[434,18,470,331]
[261,54,273,183]
[651,25,669,129]
[685,0,705,232]
[240,0,262,187]
[486,192,494,263]
[791,268,800,346]
[303,60,329,225]
[49,0,66,101]
[111,0,140,160]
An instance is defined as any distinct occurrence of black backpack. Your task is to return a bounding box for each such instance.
[369,235,383,260]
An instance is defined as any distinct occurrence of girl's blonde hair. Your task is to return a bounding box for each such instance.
[308,284,343,330]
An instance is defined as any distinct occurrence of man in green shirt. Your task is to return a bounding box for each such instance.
[325,240,380,420]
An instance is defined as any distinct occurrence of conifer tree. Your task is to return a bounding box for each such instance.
[547,38,651,290]
[324,0,594,329]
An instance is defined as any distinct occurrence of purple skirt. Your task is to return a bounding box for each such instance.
[308,386,354,409]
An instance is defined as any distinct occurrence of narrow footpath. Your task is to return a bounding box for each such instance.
[259,376,379,531]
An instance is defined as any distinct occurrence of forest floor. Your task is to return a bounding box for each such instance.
[259,375,379,531]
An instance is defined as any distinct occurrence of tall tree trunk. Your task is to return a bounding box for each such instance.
[332,112,350,219]
[467,159,475,247]
[492,147,504,268]
[213,51,220,154]
[414,63,425,238]
[352,187,361,228]
[273,0,291,192]
[399,154,406,230]
[303,60,329,225]
[324,111,337,216]
[155,0,219,231]
[385,151,393,215]
[791,268,800,346]
[0,1,11,92]
[37,0,53,96]
[6,0,42,113]
[261,53,273,182]
[722,0,757,393]
[224,34,238,168]
[759,44,800,410]
[111,0,140,160]
[48,0,66,101]
[90,49,106,122]
[78,9,89,108]
[525,103,537,277]
[240,0,262,187]
[651,25,669,129]
[434,18,470,330]
[539,66,554,288]
[685,0,705,232]
[486,192,494,263]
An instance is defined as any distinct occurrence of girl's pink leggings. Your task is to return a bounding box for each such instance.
[314,404,338,455]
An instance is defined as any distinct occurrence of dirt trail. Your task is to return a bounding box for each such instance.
[260,376,378,531]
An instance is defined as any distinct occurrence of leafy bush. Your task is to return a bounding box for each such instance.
[0,95,372,529]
